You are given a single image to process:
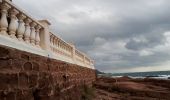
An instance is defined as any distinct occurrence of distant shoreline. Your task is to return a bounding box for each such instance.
[98,70,170,80]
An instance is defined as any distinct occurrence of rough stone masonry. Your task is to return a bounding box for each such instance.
[0,45,96,100]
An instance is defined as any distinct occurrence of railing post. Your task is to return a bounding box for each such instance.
[8,8,19,38]
[35,25,41,47]
[30,22,36,45]
[0,2,10,35]
[17,14,26,41]
[24,18,32,43]
[39,20,51,51]
[70,43,76,62]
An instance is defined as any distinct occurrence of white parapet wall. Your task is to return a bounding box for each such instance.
[0,0,95,69]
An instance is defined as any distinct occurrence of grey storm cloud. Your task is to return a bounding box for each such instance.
[14,0,170,72]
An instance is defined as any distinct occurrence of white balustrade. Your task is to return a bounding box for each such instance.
[8,8,19,38]
[0,2,10,35]
[24,18,32,43]
[0,0,95,69]
[30,22,36,45]
[16,14,26,41]
[35,25,41,47]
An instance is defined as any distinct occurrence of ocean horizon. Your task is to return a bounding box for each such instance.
[103,70,170,79]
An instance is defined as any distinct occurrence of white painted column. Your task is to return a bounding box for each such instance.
[16,14,26,41]
[0,3,10,35]
[35,25,41,47]
[52,36,56,52]
[70,43,76,62]
[56,38,59,48]
[30,22,36,45]
[24,18,32,43]
[8,8,19,38]
[39,20,51,51]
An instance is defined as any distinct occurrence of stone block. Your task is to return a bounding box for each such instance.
[16,90,34,100]
[38,72,50,88]
[0,73,10,90]
[30,54,47,63]
[28,72,38,88]
[0,59,11,70]
[38,85,53,96]
[12,59,24,71]
[18,72,29,89]
[23,62,32,71]
[39,62,48,71]
[21,53,30,61]
[0,47,10,59]
[0,73,18,90]
[32,62,39,71]
[5,91,16,100]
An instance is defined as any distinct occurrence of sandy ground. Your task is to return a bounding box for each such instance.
[93,76,170,100]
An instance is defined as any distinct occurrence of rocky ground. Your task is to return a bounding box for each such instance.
[93,76,170,100]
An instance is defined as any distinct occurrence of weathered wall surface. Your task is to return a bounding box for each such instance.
[0,45,96,100]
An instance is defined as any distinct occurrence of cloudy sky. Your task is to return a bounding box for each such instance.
[14,0,170,73]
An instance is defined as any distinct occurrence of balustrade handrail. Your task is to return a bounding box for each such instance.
[2,0,44,28]
[50,32,93,66]
[0,0,95,69]
[50,32,72,49]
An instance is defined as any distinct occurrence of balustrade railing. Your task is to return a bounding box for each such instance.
[0,0,43,47]
[50,32,73,58]
[0,0,94,69]
[75,50,84,62]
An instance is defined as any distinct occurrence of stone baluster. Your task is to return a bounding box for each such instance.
[70,44,75,62]
[58,39,60,48]
[50,35,53,50]
[51,35,54,46]
[58,40,60,48]
[38,20,51,51]
[0,3,10,35]
[16,14,26,41]
[8,8,19,38]
[60,42,62,49]
[50,35,52,50]
[35,25,41,47]
[63,43,65,50]
[54,37,56,46]
[53,37,55,46]
[53,38,56,48]
[63,43,66,51]
[52,36,55,51]
[61,41,63,49]
[24,18,32,43]
[60,41,62,49]
[50,35,53,44]
[50,35,52,44]
[61,42,63,50]
[56,38,59,48]
[55,38,57,48]
[30,22,36,45]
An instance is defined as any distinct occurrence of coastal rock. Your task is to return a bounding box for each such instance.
[94,76,170,100]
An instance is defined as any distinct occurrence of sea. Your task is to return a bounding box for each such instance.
[107,71,170,79]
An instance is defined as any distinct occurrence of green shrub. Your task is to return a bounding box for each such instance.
[81,85,95,100]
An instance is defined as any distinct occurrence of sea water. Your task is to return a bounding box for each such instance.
[110,71,170,79]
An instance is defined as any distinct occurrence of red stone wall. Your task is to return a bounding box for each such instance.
[0,45,96,100]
